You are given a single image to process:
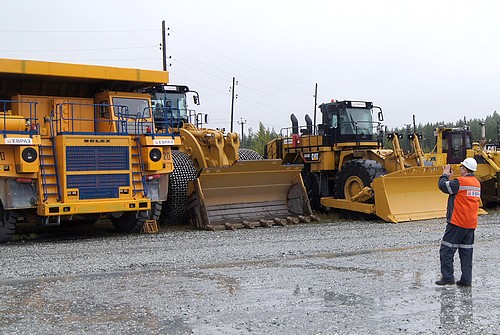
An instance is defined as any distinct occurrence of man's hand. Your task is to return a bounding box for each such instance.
[442,164,453,177]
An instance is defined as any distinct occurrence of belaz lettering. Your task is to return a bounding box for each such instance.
[84,139,111,143]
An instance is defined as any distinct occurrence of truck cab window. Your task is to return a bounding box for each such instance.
[112,97,150,119]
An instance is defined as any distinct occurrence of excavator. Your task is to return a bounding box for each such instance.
[139,85,314,230]
[265,100,448,223]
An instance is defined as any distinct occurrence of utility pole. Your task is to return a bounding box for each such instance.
[161,20,168,71]
[313,83,318,135]
[238,118,247,147]
[230,77,238,132]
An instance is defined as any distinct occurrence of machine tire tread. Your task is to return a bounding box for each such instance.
[160,150,197,225]
[0,201,17,243]
[112,202,162,233]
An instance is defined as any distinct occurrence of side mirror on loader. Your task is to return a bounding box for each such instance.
[374,106,384,122]
[193,93,200,105]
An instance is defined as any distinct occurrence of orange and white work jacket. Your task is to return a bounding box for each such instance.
[438,174,481,229]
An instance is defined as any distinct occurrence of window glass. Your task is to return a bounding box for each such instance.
[98,100,110,118]
[112,97,150,118]
[343,108,374,135]
[331,114,338,128]
[152,92,188,121]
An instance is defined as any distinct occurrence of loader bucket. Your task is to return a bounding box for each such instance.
[372,166,448,223]
[186,159,312,229]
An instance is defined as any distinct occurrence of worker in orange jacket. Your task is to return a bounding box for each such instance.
[436,157,481,287]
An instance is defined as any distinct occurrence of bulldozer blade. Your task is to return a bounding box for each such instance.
[186,159,312,229]
[372,166,448,223]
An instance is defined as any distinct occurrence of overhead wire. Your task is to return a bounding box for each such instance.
[170,48,313,97]
[0,29,157,33]
[1,45,158,53]
[168,31,317,129]
[170,29,312,86]
[1,25,319,130]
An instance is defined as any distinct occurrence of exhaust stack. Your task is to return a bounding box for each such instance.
[305,114,313,135]
[291,114,299,135]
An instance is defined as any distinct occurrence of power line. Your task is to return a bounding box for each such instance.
[0,29,157,33]
[167,71,228,96]
[171,58,312,112]
[171,48,312,97]
[237,95,308,112]
[239,82,312,103]
[171,57,229,82]
[170,29,312,86]
[1,45,158,53]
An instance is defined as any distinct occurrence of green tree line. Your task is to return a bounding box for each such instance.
[388,111,500,152]
[241,112,500,155]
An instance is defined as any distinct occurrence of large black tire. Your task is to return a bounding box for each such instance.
[335,159,386,201]
[0,201,17,243]
[111,202,162,233]
[238,148,263,160]
[302,170,321,210]
[160,151,197,225]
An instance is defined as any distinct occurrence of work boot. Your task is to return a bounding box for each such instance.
[456,280,472,287]
[435,278,455,286]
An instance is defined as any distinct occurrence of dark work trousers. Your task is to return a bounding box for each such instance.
[439,223,475,284]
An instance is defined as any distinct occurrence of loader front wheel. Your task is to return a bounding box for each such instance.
[111,202,162,233]
[0,201,17,243]
[335,159,386,201]
[160,151,197,226]
[302,170,321,210]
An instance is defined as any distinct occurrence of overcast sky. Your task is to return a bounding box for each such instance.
[1,0,499,133]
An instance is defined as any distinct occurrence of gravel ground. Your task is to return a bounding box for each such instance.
[0,213,499,335]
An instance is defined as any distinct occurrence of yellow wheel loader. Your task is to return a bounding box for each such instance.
[0,58,179,242]
[141,85,313,230]
[265,100,448,223]
[425,124,500,206]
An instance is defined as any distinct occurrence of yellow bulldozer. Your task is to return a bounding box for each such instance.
[265,100,448,223]
[139,85,313,230]
[425,124,500,206]
[0,58,180,242]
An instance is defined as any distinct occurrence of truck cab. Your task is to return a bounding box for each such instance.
[425,126,473,165]
[440,127,472,164]
[139,85,200,131]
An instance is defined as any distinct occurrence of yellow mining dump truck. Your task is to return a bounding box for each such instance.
[139,85,313,230]
[425,124,500,205]
[265,100,448,223]
[0,58,179,242]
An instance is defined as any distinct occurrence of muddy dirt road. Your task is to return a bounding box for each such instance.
[1,215,499,334]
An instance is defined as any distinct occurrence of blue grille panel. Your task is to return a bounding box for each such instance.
[67,174,130,199]
[66,146,129,171]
